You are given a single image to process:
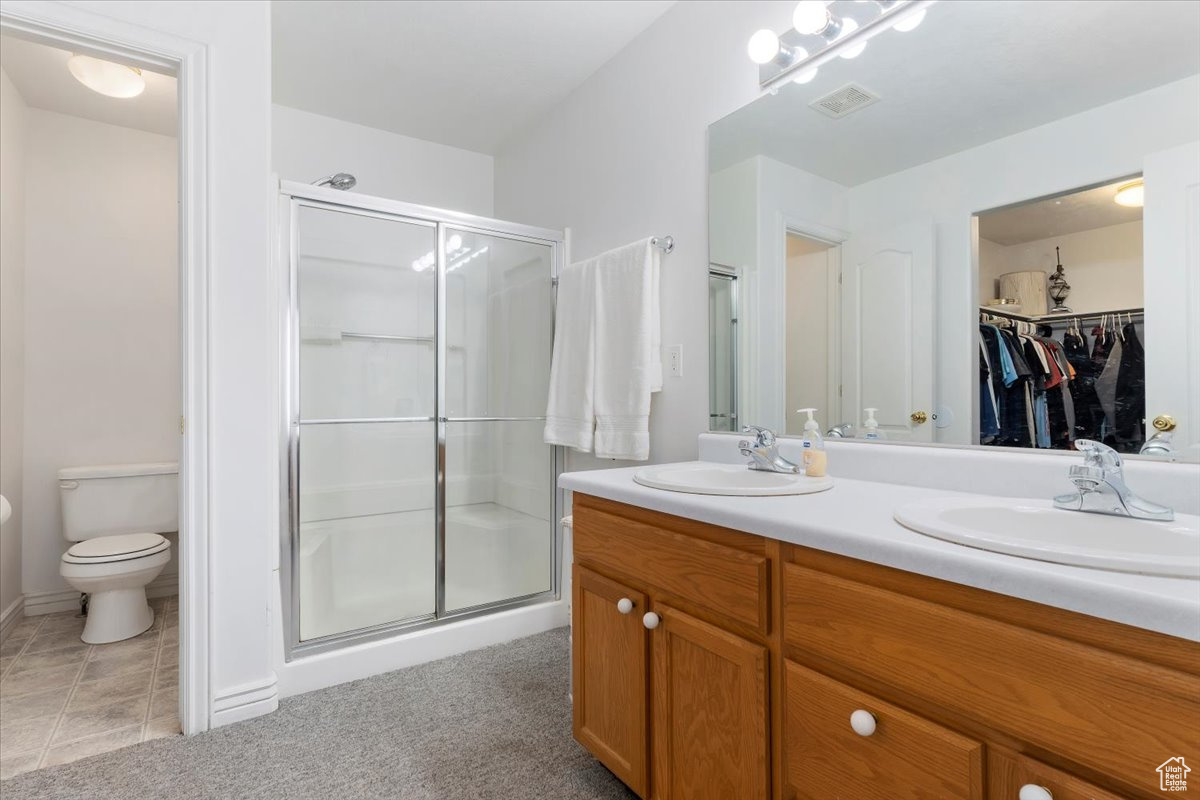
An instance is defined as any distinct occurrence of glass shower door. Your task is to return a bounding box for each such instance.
[294,204,438,641]
[441,227,556,613]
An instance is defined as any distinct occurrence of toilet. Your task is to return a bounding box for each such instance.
[58,462,177,644]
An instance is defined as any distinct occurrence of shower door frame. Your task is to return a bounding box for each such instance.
[278,180,565,660]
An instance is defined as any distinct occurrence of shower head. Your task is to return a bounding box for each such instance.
[312,172,357,190]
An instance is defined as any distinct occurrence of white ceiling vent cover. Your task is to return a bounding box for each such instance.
[809,83,880,119]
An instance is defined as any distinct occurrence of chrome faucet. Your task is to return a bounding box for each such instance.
[826,423,855,438]
[739,425,800,474]
[1053,439,1173,521]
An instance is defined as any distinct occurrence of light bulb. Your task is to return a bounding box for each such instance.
[892,7,926,32]
[792,67,818,84]
[747,29,781,65]
[837,17,867,59]
[793,1,830,35]
[67,54,145,99]
[445,234,463,252]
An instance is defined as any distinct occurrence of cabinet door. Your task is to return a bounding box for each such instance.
[650,604,769,800]
[784,661,983,800]
[988,749,1127,800]
[573,566,649,797]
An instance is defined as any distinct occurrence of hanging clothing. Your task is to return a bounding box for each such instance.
[1113,322,1146,452]
[1095,335,1123,442]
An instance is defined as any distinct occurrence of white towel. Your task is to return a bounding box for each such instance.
[544,239,662,460]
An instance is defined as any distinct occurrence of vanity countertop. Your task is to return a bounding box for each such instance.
[560,463,1200,643]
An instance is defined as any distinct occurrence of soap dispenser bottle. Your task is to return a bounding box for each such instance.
[863,408,886,440]
[797,408,827,477]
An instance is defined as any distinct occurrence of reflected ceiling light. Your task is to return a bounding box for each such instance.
[1114,180,1144,208]
[792,67,819,84]
[67,54,145,98]
[837,18,867,58]
[892,6,926,31]
[445,234,463,252]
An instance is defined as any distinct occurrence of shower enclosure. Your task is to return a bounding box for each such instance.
[279,181,563,657]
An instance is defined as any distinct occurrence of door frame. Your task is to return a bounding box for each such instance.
[0,2,212,733]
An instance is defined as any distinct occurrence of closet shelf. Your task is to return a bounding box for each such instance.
[978,305,1144,324]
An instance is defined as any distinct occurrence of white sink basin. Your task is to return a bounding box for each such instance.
[633,462,833,496]
[895,496,1200,578]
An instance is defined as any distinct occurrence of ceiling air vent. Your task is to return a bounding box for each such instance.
[809,83,880,119]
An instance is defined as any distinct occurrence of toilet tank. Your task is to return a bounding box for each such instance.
[58,462,179,542]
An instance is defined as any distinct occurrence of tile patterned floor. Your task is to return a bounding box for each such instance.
[0,595,180,780]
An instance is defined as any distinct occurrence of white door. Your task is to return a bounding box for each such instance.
[839,221,935,441]
[1144,142,1200,459]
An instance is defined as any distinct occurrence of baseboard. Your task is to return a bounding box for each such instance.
[0,595,25,643]
[210,675,279,728]
[23,573,179,616]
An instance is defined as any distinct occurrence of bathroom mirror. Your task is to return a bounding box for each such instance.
[708,0,1200,462]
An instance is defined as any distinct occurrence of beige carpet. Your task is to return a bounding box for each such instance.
[0,628,636,800]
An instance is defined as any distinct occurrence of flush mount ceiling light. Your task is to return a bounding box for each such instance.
[1114,180,1144,208]
[67,54,145,99]
[750,0,936,91]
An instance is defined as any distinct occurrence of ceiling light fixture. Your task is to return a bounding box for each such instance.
[751,0,936,91]
[1114,180,1144,208]
[67,54,145,99]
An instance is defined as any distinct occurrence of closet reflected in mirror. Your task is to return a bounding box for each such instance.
[977,180,1150,454]
[707,0,1200,462]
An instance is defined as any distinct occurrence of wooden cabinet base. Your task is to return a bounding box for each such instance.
[570,493,1200,800]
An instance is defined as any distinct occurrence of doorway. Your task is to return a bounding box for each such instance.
[783,233,839,435]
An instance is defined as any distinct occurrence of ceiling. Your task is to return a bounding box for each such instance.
[709,0,1200,186]
[0,35,177,137]
[272,0,676,155]
[978,180,1143,246]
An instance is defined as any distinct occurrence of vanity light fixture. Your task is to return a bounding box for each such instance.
[67,53,145,99]
[751,0,936,91]
[1114,180,1144,208]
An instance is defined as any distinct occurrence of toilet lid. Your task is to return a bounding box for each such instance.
[64,533,169,563]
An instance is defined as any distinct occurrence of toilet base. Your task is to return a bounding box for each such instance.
[82,589,154,644]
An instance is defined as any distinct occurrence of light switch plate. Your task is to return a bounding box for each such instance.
[667,344,683,377]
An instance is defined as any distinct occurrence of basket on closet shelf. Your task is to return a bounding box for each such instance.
[999,271,1048,316]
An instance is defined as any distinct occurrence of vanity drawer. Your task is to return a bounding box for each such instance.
[987,749,1125,800]
[782,562,1200,793]
[573,498,769,633]
[784,660,984,800]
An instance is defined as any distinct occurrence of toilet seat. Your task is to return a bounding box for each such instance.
[62,533,169,564]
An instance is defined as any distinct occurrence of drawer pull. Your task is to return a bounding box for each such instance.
[616,597,634,614]
[849,709,877,737]
[643,612,661,630]
[1018,786,1052,800]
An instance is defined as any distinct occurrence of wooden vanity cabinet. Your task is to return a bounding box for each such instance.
[570,494,1200,800]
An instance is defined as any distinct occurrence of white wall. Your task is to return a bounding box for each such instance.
[979,221,1143,313]
[845,74,1200,445]
[0,68,27,629]
[273,105,494,216]
[48,0,278,729]
[20,109,179,606]
[495,0,798,469]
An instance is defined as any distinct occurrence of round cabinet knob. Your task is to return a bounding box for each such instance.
[849,709,877,737]
[616,598,634,614]
[910,410,928,425]
[642,612,660,630]
[1018,785,1053,800]
[1153,414,1177,432]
